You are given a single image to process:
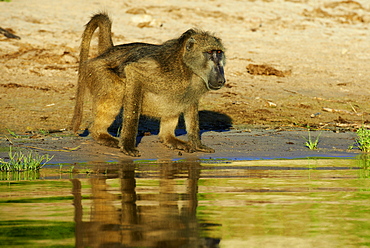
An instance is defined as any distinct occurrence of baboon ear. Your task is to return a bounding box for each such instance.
[186,37,196,51]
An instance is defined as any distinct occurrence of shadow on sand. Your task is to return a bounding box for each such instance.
[80,110,232,144]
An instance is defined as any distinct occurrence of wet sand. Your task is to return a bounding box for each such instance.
[0,128,360,164]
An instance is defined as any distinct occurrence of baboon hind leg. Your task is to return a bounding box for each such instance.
[120,82,142,157]
[90,96,122,148]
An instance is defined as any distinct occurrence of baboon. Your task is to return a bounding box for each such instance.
[71,13,226,157]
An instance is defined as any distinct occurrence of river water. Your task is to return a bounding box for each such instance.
[1,157,370,247]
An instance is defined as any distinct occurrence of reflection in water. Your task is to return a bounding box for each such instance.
[2,158,370,247]
[358,154,370,178]
[71,161,220,248]
[0,170,40,181]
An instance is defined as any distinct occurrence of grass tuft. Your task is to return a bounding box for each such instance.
[0,147,54,172]
[353,127,370,152]
[303,130,321,150]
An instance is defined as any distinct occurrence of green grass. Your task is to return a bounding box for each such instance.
[38,129,49,135]
[6,129,21,139]
[0,147,54,172]
[303,130,321,150]
[353,127,370,152]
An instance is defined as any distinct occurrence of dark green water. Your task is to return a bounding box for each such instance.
[1,158,370,247]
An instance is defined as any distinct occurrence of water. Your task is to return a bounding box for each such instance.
[1,157,370,248]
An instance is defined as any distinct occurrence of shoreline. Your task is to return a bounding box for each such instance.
[0,128,361,165]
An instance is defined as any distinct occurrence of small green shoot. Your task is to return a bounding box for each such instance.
[0,147,54,172]
[6,129,21,139]
[303,130,321,150]
[38,129,49,136]
[350,126,370,152]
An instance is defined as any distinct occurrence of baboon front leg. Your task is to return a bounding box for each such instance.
[185,104,215,153]
[159,116,194,152]
[90,96,121,148]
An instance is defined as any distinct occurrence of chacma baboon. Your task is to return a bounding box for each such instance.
[71,13,226,157]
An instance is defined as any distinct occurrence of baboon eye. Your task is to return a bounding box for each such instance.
[206,50,222,54]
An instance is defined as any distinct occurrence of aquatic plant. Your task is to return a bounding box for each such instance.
[303,130,321,150]
[352,126,370,152]
[0,147,54,172]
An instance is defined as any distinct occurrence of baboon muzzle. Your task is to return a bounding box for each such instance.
[208,64,226,90]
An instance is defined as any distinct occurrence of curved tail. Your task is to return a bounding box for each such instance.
[71,13,114,133]
[79,13,114,65]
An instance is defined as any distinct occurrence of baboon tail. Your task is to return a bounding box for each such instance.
[72,13,114,133]
[79,12,114,65]
[71,76,85,133]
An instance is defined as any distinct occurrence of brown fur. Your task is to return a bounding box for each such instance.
[71,13,226,156]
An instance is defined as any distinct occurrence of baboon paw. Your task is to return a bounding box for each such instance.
[164,142,194,153]
[120,147,141,157]
[175,145,196,153]
[95,134,119,148]
[196,145,215,153]
[101,139,120,148]
[183,147,196,153]
[161,137,192,152]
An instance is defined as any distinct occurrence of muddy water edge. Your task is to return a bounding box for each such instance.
[1,157,370,248]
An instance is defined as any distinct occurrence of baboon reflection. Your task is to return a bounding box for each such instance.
[71,161,220,248]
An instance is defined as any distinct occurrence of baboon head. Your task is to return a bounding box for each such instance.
[182,29,226,90]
